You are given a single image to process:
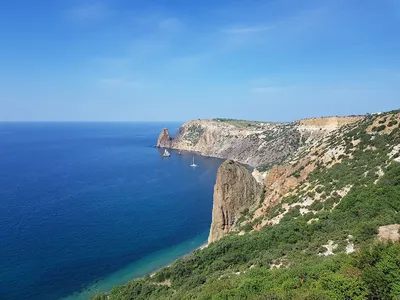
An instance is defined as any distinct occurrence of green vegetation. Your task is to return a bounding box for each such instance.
[93,113,400,300]
[256,163,273,172]
[186,125,205,145]
[213,118,276,128]
[372,125,386,132]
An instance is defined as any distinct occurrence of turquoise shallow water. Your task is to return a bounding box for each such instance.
[64,231,208,299]
[0,123,222,300]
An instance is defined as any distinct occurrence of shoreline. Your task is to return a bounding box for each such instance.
[161,147,255,171]
[150,242,208,278]
[64,232,209,299]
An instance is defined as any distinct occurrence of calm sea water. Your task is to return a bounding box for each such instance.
[0,123,222,300]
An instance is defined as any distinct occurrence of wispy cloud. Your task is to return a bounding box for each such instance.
[221,25,275,34]
[66,2,113,23]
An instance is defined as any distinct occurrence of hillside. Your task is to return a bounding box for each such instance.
[157,117,361,167]
[93,110,400,300]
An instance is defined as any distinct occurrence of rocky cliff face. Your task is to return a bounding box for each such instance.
[157,128,171,148]
[236,110,400,233]
[156,115,383,244]
[208,160,262,244]
[158,117,360,167]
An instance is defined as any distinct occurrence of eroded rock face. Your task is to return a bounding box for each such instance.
[208,160,262,244]
[157,128,171,148]
[156,117,360,167]
[299,116,362,129]
[259,163,313,211]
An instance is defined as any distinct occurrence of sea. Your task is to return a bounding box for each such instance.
[0,122,223,300]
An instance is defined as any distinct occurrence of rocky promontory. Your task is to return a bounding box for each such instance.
[157,117,361,167]
[157,116,366,244]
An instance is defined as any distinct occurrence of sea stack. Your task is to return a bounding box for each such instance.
[208,160,262,244]
[157,128,172,148]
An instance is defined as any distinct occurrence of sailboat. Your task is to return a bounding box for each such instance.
[162,149,171,157]
[190,156,197,167]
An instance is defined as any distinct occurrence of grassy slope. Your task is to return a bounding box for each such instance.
[93,111,400,300]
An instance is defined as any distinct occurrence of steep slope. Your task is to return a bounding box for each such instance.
[158,117,361,167]
[93,110,400,300]
[237,110,400,234]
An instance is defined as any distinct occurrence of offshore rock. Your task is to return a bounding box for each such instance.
[208,160,262,244]
[157,128,171,148]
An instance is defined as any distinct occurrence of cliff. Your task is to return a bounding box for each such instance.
[238,110,400,233]
[205,112,400,243]
[157,116,364,243]
[208,160,262,244]
[158,117,361,167]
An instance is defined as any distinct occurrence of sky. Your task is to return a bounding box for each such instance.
[0,0,399,122]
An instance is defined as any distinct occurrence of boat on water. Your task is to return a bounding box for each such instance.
[178,150,182,155]
[162,149,171,157]
[190,156,197,167]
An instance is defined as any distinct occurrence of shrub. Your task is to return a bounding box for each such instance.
[372,125,386,132]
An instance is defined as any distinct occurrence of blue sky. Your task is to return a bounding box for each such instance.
[0,0,399,122]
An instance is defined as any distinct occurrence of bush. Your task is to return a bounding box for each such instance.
[372,125,386,132]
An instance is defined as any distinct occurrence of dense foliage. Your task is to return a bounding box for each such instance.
[92,112,400,299]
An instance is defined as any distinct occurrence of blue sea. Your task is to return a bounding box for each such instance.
[0,123,222,300]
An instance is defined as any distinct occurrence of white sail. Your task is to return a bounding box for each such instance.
[190,156,197,167]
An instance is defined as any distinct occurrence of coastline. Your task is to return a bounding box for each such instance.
[63,232,209,300]
[163,148,254,171]
[150,242,208,278]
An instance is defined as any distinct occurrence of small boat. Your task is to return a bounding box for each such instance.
[178,150,182,155]
[190,156,197,167]
[162,149,171,157]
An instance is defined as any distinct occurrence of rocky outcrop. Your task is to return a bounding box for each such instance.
[156,115,367,242]
[160,120,300,166]
[158,117,361,167]
[253,161,316,221]
[251,169,266,184]
[378,224,400,242]
[299,116,362,128]
[208,160,262,244]
[157,128,171,148]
